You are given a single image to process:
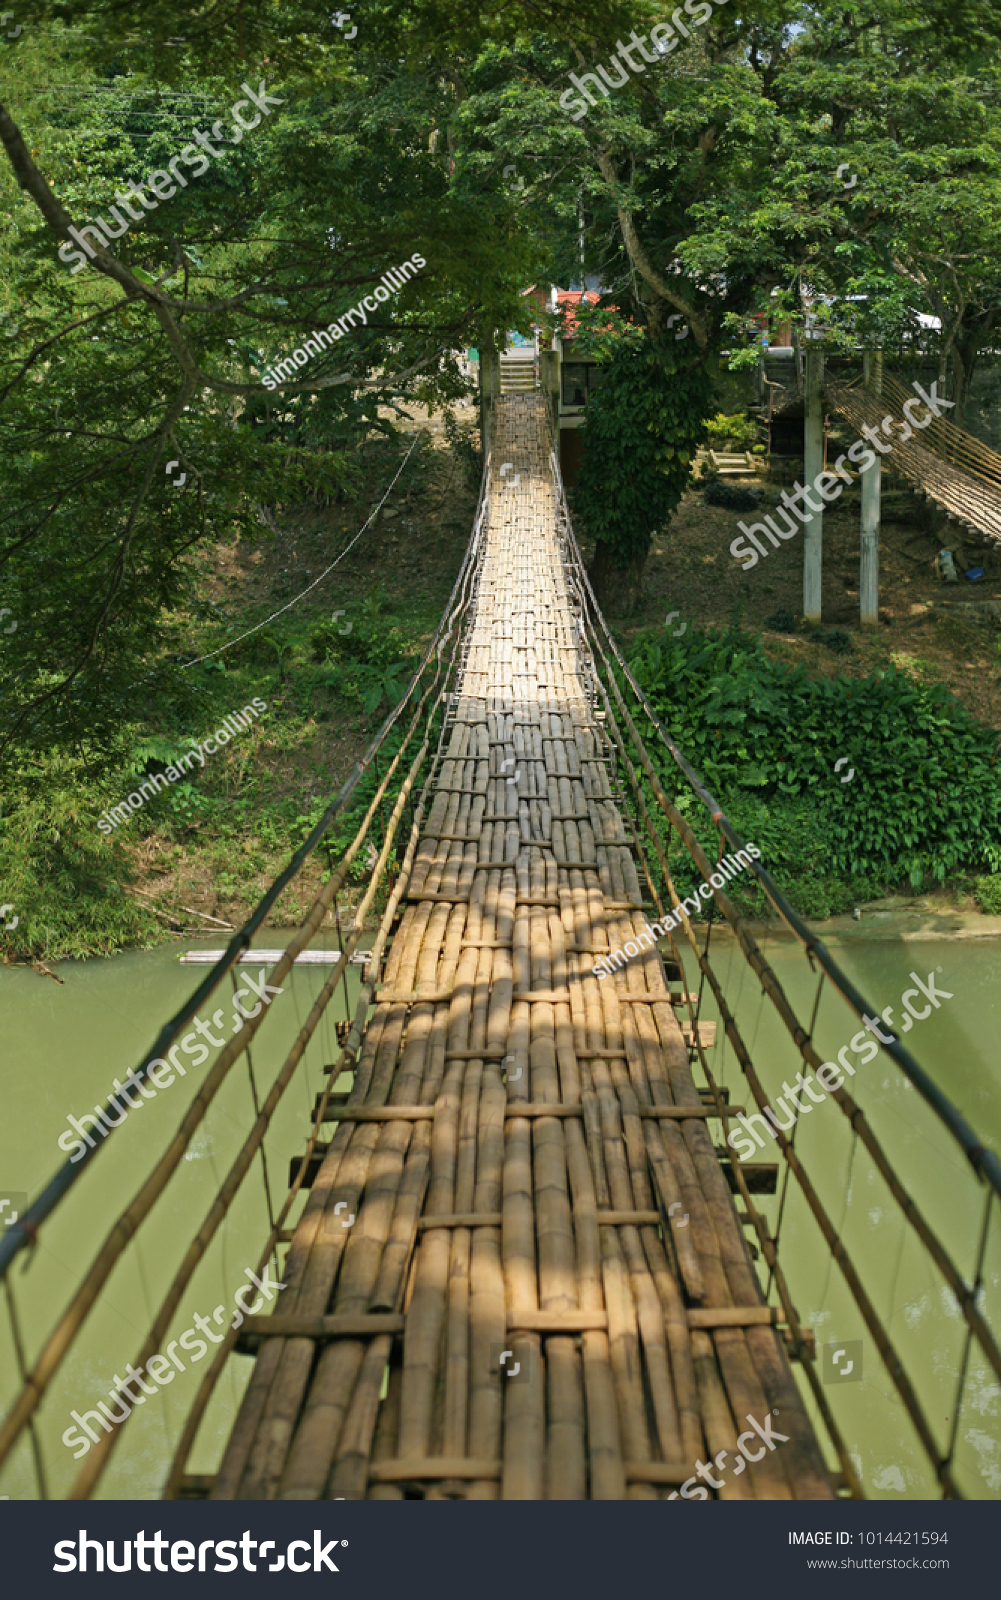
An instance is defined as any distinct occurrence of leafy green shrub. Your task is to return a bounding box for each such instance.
[310,586,417,714]
[807,628,852,655]
[0,752,156,958]
[705,411,759,449]
[568,317,713,570]
[165,779,218,826]
[703,475,761,511]
[766,608,797,633]
[974,875,1001,914]
[310,586,406,668]
[620,626,1001,888]
[219,628,290,670]
[338,659,412,716]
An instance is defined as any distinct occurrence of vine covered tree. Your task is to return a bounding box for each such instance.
[568,315,713,610]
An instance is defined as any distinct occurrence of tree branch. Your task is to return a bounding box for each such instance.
[594,150,707,346]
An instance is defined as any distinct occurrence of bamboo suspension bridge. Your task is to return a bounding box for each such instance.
[1,394,1000,1501]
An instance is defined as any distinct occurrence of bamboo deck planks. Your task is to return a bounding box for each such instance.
[211,394,834,1503]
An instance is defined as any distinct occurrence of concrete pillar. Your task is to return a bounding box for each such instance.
[860,350,882,631]
[803,347,824,622]
[539,350,559,440]
[479,349,500,459]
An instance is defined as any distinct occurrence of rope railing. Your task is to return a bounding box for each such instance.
[823,379,1001,541]
[0,445,494,1497]
[545,403,1000,1498]
[773,359,1001,539]
[4,398,998,1502]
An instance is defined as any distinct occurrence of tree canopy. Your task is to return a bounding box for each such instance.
[3,0,1001,764]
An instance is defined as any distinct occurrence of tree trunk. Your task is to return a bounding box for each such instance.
[588,539,647,616]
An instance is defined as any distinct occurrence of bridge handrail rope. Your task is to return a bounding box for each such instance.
[832,366,1001,495]
[582,628,987,1497]
[774,359,1001,539]
[70,698,459,1500]
[0,443,490,1284]
[3,393,997,1501]
[573,619,865,1498]
[550,405,1001,1194]
[160,689,468,1500]
[542,394,999,1496]
[555,441,1001,1203]
[0,445,494,1495]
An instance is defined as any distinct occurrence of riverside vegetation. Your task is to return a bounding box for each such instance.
[6,586,1000,962]
[0,425,474,964]
[4,396,1000,960]
[617,626,1001,921]
[5,3,1001,958]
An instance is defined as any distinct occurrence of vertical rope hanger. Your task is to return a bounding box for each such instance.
[3,1278,49,1499]
[942,1188,996,1486]
[765,966,829,1297]
[230,970,278,1272]
[333,897,354,1028]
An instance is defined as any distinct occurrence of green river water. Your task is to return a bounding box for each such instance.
[0,930,998,1501]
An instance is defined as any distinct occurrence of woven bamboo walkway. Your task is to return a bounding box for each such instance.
[212,394,834,1501]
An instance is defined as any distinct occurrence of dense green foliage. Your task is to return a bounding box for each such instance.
[621,628,1001,909]
[705,412,761,449]
[3,0,1001,950]
[702,476,761,512]
[310,587,414,715]
[0,577,434,959]
[0,12,539,770]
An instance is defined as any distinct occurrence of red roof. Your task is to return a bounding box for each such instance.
[556,288,601,338]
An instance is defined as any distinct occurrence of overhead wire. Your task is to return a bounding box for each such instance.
[182,430,425,669]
